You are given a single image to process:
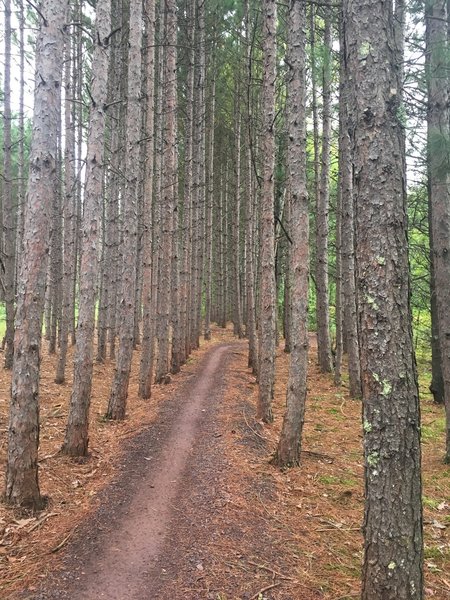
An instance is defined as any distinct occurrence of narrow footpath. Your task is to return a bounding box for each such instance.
[29,343,243,600]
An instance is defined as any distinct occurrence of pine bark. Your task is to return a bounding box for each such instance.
[181,0,196,358]
[48,137,63,356]
[155,0,177,383]
[344,1,423,597]
[245,0,258,375]
[427,0,450,460]
[315,13,333,373]
[274,0,308,467]
[106,0,142,419]
[232,91,244,339]
[339,11,361,397]
[194,0,207,348]
[257,0,277,423]
[55,31,77,384]
[139,0,156,399]
[334,184,343,387]
[3,0,15,369]
[5,0,68,509]
[204,69,216,342]
[15,0,26,290]
[62,0,111,456]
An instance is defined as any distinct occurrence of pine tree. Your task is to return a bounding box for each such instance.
[344,0,423,596]
[257,0,277,423]
[274,0,308,467]
[62,0,112,456]
[5,0,68,509]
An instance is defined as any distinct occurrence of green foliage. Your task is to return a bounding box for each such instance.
[428,129,450,180]
[408,185,431,359]
[0,304,6,340]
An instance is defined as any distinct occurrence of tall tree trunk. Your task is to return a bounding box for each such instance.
[15,0,26,292]
[257,0,277,423]
[171,148,182,374]
[427,0,450,461]
[155,0,177,383]
[334,184,343,387]
[72,0,85,347]
[274,0,308,467]
[48,123,63,356]
[62,0,111,456]
[181,0,196,358]
[204,68,216,341]
[139,0,156,399]
[339,10,361,398]
[315,12,333,373]
[344,1,424,597]
[107,0,127,360]
[5,0,68,509]
[96,187,108,362]
[55,30,77,384]
[3,0,15,369]
[194,0,207,348]
[219,163,228,328]
[428,195,444,404]
[232,89,244,339]
[106,0,143,419]
[245,0,258,375]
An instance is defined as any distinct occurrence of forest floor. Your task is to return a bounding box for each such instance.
[0,325,448,599]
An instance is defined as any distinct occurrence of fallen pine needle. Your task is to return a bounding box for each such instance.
[28,512,59,534]
[250,582,281,599]
[242,411,270,442]
[247,560,295,581]
[50,528,76,554]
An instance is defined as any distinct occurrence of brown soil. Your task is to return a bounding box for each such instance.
[0,326,449,599]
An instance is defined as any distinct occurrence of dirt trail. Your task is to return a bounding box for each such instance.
[29,342,237,600]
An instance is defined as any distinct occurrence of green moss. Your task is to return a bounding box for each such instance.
[319,475,340,485]
[367,451,379,467]
[319,475,356,487]
[421,418,446,443]
[422,496,439,509]
[359,41,371,59]
[424,545,449,560]
[366,295,379,311]
[381,380,392,397]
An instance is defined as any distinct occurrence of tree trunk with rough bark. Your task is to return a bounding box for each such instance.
[62,0,111,456]
[5,0,68,509]
[3,0,15,369]
[204,68,216,342]
[344,1,424,597]
[139,0,156,399]
[274,0,308,467]
[55,31,77,384]
[257,0,277,423]
[245,0,258,375]
[181,0,196,358]
[339,9,361,398]
[427,0,450,460]
[232,88,244,339]
[315,12,333,374]
[155,0,177,383]
[106,0,142,419]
